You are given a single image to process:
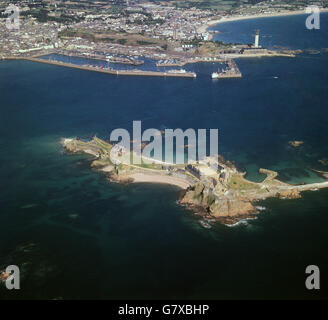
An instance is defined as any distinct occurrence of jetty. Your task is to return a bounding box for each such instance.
[288,181,328,192]
[212,59,242,79]
[216,72,242,79]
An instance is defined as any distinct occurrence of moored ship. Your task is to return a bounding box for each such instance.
[211,59,242,79]
[167,69,187,74]
[211,67,220,79]
[168,69,196,77]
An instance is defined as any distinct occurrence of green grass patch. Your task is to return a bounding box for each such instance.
[228,174,259,190]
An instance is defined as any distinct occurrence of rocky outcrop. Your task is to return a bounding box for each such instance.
[209,198,256,218]
[180,179,257,221]
[276,189,301,199]
[180,183,205,206]
[91,160,114,173]
[108,173,134,185]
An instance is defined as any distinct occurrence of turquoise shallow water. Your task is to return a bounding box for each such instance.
[1,13,328,299]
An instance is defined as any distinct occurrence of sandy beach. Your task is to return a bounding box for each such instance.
[199,8,328,34]
[129,173,191,189]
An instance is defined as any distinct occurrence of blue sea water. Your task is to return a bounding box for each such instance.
[1,13,328,299]
[211,12,328,50]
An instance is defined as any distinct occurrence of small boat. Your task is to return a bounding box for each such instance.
[200,220,212,229]
[255,206,266,211]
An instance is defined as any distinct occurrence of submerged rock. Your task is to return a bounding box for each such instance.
[289,140,304,148]
[311,168,328,179]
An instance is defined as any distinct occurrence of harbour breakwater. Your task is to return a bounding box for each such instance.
[3,56,197,79]
[215,71,242,79]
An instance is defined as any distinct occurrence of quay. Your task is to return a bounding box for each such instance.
[216,72,242,79]
[156,62,185,67]
[156,57,224,67]
[222,51,296,59]
[32,52,144,66]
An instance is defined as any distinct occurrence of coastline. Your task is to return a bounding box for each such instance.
[61,137,328,226]
[200,8,328,34]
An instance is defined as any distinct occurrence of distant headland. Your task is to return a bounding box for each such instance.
[200,8,328,33]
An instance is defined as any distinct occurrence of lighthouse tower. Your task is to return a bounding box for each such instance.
[254,30,260,48]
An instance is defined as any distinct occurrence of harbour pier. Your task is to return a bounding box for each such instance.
[8,57,197,78]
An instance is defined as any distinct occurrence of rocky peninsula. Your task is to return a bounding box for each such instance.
[62,137,328,225]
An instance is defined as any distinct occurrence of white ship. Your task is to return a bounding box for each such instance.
[167,69,187,74]
[211,72,219,79]
[211,67,221,79]
[167,69,197,78]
